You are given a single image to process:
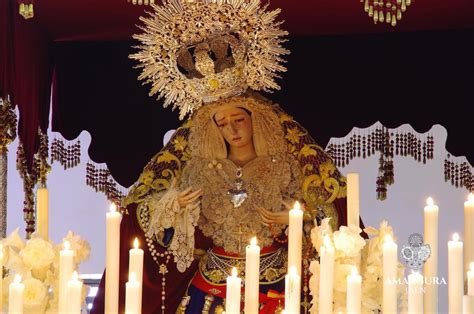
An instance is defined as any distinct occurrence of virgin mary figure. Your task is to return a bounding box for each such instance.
[91,1,364,313]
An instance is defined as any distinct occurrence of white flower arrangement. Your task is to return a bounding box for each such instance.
[1,229,91,313]
[309,218,408,313]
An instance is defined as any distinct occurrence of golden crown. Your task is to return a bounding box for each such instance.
[130,0,289,119]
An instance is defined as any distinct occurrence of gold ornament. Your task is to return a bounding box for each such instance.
[0,98,17,153]
[360,0,412,26]
[130,0,289,119]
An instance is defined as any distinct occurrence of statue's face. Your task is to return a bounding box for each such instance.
[214,106,253,149]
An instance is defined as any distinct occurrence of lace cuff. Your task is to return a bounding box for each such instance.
[147,188,201,273]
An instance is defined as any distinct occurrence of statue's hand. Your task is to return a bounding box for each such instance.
[178,187,203,208]
[257,206,290,226]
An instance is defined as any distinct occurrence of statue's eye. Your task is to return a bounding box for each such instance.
[218,123,227,128]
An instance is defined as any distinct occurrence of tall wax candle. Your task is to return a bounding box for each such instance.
[285,265,301,314]
[66,271,83,314]
[408,271,423,314]
[319,235,334,314]
[226,267,241,314]
[36,187,49,239]
[449,233,464,313]
[106,203,122,314]
[125,272,140,314]
[463,295,474,314]
[129,238,144,313]
[465,194,474,285]
[347,266,362,314]
[383,234,398,313]
[347,173,360,228]
[244,237,260,314]
[423,196,439,313]
[288,201,303,277]
[468,262,474,296]
[59,240,74,313]
[9,275,24,314]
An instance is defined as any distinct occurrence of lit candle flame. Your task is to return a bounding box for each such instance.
[384,234,394,243]
[64,240,71,250]
[110,203,117,212]
[468,193,474,202]
[134,238,139,249]
[323,234,332,247]
[231,267,238,277]
[293,201,301,212]
[427,197,434,206]
[250,237,257,246]
[470,262,474,271]
[14,274,22,284]
[411,270,419,275]
[351,266,358,276]
[71,271,79,281]
[452,233,460,242]
[129,272,137,282]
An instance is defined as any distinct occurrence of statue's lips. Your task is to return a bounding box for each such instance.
[232,137,242,142]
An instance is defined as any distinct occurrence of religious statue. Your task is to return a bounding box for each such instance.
[91,1,363,313]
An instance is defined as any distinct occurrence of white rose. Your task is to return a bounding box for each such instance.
[23,278,48,313]
[20,238,55,271]
[333,225,366,257]
[5,247,31,279]
[1,228,25,251]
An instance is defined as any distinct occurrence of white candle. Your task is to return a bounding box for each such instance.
[347,266,362,314]
[226,267,241,314]
[9,274,24,314]
[465,194,474,286]
[317,235,334,313]
[36,187,49,240]
[449,233,464,313]
[285,265,301,313]
[408,271,423,313]
[423,196,439,313]
[66,271,83,314]
[59,240,75,313]
[468,262,474,296]
[244,237,260,314]
[106,203,122,314]
[125,272,140,314]
[383,234,398,313]
[463,295,474,314]
[0,244,3,312]
[319,235,334,314]
[129,238,144,313]
[288,201,303,278]
[347,173,360,228]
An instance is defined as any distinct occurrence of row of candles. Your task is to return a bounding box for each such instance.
[105,201,304,313]
[3,173,474,313]
[0,241,83,313]
[346,174,474,313]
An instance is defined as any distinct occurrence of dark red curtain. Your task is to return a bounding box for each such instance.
[0,0,53,169]
[0,0,14,99]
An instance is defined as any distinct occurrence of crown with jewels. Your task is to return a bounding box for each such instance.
[130,0,289,119]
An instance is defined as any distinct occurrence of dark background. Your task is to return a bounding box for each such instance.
[51,28,474,187]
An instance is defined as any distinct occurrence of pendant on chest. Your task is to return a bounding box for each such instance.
[227,167,248,208]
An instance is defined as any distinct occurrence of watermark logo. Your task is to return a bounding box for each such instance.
[400,233,431,271]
